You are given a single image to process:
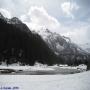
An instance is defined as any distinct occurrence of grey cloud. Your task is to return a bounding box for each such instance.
[72,0,90,21]
[0,0,90,46]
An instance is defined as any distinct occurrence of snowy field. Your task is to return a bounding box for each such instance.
[0,63,89,90]
[0,63,87,75]
[0,71,90,90]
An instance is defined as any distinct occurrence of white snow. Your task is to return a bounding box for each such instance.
[0,63,87,73]
[56,43,64,51]
[77,64,87,71]
[0,65,54,71]
[60,64,87,70]
[0,62,54,71]
[0,71,90,90]
[0,63,87,72]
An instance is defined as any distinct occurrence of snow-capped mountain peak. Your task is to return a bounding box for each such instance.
[33,28,88,56]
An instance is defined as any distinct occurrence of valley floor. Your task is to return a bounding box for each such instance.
[0,64,87,75]
[0,71,90,90]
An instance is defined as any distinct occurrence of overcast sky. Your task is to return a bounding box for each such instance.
[0,0,90,48]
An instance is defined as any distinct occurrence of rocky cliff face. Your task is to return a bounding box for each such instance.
[33,28,89,65]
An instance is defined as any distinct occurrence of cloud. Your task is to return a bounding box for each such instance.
[61,2,79,18]
[20,6,60,31]
[0,0,90,47]
[20,6,90,46]
[62,24,90,45]
[0,8,11,18]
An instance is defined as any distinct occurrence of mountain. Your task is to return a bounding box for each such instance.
[0,13,61,66]
[86,48,90,53]
[33,28,90,66]
[80,43,90,53]
[0,12,90,68]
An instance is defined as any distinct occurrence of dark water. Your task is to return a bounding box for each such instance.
[0,67,81,75]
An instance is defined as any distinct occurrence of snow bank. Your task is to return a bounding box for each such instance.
[0,71,90,90]
[0,63,87,74]
[59,64,87,71]
[0,62,54,71]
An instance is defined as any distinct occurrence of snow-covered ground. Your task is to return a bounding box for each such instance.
[0,62,54,71]
[0,62,87,71]
[0,71,90,90]
[0,63,89,90]
[0,63,87,75]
